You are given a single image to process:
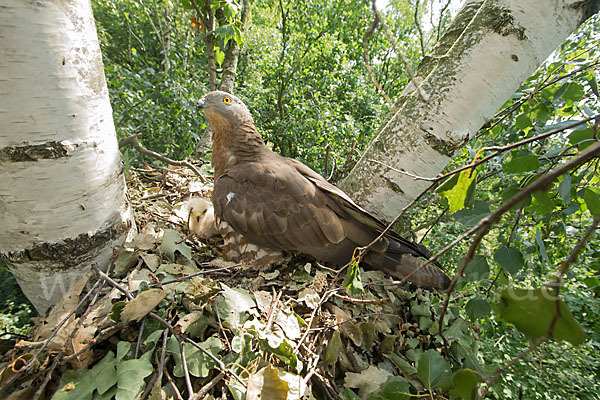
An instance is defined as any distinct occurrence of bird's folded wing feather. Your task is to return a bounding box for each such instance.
[213,159,347,253]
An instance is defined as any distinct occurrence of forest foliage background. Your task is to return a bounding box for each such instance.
[1,0,599,399]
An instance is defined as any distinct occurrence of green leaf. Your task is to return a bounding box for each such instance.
[530,191,555,215]
[323,330,341,367]
[497,287,586,345]
[267,340,302,373]
[502,155,540,174]
[552,82,569,101]
[563,82,585,104]
[168,336,222,378]
[377,377,411,400]
[92,351,118,395]
[589,74,599,98]
[449,369,482,400]
[116,358,153,400]
[493,246,524,275]
[558,173,572,206]
[466,297,491,320]
[159,229,192,261]
[417,349,452,391]
[217,283,256,330]
[440,169,477,213]
[215,49,225,67]
[464,255,490,281]
[535,228,550,267]
[343,260,364,295]
[568,128,594,149]
[584,187,600,216]
[453,201,490,228]
[388,353,417,376]
[52,369,95,400]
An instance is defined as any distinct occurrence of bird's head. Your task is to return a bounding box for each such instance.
[195,91,252,127]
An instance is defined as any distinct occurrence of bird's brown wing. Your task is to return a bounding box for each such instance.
[212,158,347,256]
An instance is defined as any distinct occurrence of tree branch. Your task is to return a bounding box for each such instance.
[119,135,205,181]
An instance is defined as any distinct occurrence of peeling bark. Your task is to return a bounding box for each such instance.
[340,0,600,222]
[0,0,134,314]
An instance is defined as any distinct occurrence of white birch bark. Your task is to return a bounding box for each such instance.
[340,0,600,222]
[0,0,133,314]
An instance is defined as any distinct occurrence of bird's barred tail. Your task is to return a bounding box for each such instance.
[365,252,451,290]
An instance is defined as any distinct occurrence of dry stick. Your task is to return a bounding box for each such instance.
[141,328,169,400]
[164,364,185,400]
[178,338,194,399]
[371,0,429,101]
[369,159,438,181]
[437,142,600,344]
[119,135,205,181]
[264,289,283,332]
[293,289,338,353]
[32,350,64,400]
[333,293,386,305]
[192,372,225,400]
[155,263,242,287]
[481,216,599,397]
[213,302,232,352]
[135,317,147,359]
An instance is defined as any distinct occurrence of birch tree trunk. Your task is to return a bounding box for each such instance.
[339,0,600,222]
[0,0,133,314]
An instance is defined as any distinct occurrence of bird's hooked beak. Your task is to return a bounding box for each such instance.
[195,98,207,110]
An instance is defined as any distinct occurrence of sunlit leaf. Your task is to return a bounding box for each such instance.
[584,187,600,216]
[440,169,477,213]
[502,155,540,174]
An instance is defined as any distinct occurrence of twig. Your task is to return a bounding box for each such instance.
[362,16,396,111]
[119,135,205,181]
[369,159,438,181]
[293,289,337,353]
[141,329,169,400]
[324,143,331,179]
[265,289,282,332]
[213,302,232,352]
[32,350,64,400]
[155,263,241,287]
[164,362,185,400]
[333,293,386,305]
[414,0,426,56]
[371,0,429,101]
[135,317,146,359]
[178,337,194,399]
[192,372,224,400]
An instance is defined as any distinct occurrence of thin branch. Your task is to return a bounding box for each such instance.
[371,0,429,101]
[414,0,426,56]
[437,142,600,343]
[178,338,194,399]
[119,135,205,181]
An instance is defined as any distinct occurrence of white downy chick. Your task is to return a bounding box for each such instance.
[187,198,218,239]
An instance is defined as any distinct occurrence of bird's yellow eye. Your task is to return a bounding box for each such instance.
[223,96,232,104]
